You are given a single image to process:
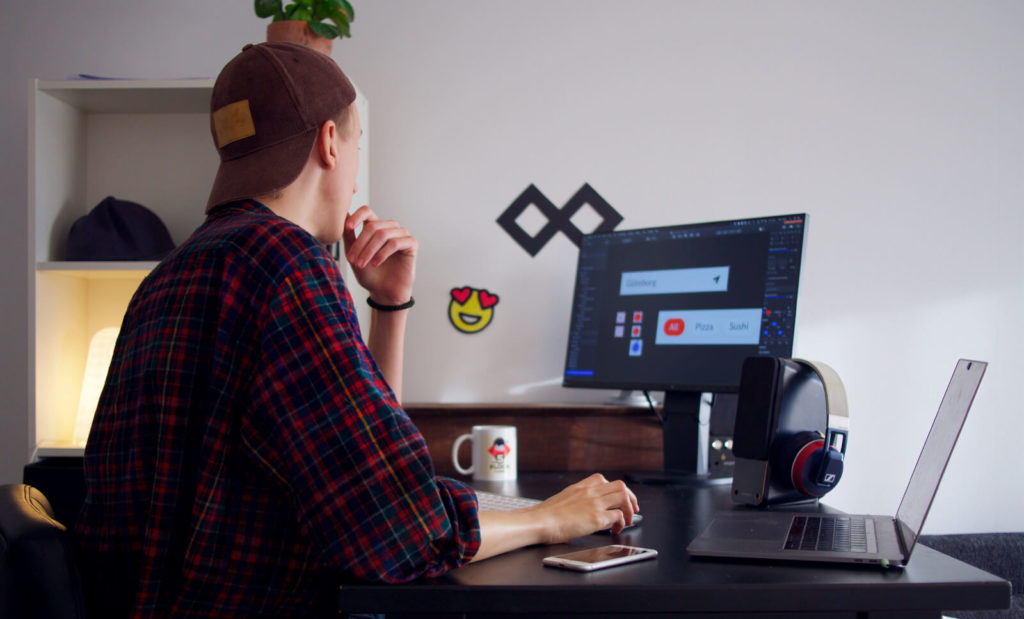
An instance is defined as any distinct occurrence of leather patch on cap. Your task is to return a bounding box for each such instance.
[212,100,256,148]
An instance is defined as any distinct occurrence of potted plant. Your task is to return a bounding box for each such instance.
[255,0,354,55]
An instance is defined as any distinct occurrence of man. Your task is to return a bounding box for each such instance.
[75,42,638,617]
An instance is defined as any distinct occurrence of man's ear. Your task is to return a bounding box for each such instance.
[315,119,338,169]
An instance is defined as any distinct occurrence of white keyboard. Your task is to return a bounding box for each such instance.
[474,490,643,527]
[475,491,542,511]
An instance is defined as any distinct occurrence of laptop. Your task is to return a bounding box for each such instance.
[687,359,986,568]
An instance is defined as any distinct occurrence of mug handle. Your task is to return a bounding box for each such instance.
[451,433,474,475]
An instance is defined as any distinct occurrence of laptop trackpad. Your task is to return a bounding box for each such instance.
[709,515,784,541]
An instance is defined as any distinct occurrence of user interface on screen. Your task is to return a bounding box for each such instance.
[563,214,806,393]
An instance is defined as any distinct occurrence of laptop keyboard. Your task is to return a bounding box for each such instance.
[785,515,868,552]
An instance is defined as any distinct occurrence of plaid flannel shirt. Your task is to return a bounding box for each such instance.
[75,200,480,617]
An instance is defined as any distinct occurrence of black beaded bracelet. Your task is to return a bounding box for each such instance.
[366,296,415,312]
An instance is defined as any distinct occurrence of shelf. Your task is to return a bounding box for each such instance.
[404,402,657,417]
[38,261,158,276]
[36,79,214,114]
[405,404,663,474]
[35,443,86,458]
[28,76,369,459]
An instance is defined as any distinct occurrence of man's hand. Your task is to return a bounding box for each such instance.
[531,474,640,542]
[472,474,640,563]
[343,205,417,305]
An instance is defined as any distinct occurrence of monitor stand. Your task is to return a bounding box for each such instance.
[605,389,653,408]
[625,390,733,487]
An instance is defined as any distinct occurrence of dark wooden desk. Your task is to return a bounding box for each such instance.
[338,473,1011,618]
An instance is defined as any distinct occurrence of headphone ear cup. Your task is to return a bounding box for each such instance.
[795,440,844,497]
[773,431,843,497]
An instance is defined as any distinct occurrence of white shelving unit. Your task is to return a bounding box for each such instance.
[28,78,369,457]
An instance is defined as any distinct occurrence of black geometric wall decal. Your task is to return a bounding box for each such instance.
[496,183,623,257]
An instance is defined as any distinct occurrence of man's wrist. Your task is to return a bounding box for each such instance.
[367,296,415,312]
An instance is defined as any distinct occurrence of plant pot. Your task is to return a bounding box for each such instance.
[266,20,332,55]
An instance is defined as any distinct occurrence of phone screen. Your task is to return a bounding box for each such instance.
[556,545,649,563]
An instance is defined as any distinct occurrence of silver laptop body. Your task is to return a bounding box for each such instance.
[687,359,987,568]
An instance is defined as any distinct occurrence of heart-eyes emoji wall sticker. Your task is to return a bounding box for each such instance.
[449,286,500,334]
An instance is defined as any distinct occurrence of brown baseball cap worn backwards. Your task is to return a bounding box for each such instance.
[206,42,356,212]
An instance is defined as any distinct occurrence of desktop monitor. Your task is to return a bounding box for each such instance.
[562,213,807,481]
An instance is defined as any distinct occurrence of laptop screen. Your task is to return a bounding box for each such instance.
[895,360,986,553]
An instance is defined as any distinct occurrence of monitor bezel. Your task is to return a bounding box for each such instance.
[561,213,808,395]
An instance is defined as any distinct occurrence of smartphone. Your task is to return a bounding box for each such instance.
[542,545,658,572]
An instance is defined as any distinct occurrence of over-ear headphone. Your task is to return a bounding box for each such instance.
[772,427,847,497]
[770,360,849,498]
[732,357,849,506]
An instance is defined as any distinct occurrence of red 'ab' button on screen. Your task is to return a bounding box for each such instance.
[664,318,685,336]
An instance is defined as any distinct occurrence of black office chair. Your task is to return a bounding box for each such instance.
[0,483,86,619]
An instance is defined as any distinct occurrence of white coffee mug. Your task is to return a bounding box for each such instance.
[451,425,517,481]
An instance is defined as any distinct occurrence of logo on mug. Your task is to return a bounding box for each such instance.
[488,438,511,471]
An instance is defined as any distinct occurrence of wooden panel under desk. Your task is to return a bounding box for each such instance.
[403,403,663,475]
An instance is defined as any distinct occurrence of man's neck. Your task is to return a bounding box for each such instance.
[257,184,324,242]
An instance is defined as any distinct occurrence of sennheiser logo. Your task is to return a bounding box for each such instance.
[497,183,623,257]
[823,473,837,484]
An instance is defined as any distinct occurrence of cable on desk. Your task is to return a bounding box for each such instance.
[643,389,664,424]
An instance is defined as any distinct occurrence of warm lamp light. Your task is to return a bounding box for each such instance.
[73,327,120,446]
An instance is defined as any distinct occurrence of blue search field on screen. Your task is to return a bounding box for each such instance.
[619,266,729,296]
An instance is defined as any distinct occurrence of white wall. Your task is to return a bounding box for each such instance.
[1,1,1021,534]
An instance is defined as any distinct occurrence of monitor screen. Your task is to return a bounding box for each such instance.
[563,214,806,394]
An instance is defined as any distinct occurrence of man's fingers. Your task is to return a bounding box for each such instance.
[369,235,418,268]
[597,480,636,524]
[343,205,377,250]
[346,220,410,268]
[607,511,627,535]
[573,473,608,490]
[571,477,638,523]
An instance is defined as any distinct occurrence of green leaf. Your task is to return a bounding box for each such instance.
[308,21,339,39]
[254,0,283,19]
[291,8,313,21]
[283,3,299,19]
[329,9,349,27]
[315,0,342,21]
[329,11,351,38]
[338,0,354,20]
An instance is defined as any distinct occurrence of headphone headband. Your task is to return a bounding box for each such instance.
[794,359,849,431]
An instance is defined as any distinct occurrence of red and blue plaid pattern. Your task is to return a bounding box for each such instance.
[75,200,480,617]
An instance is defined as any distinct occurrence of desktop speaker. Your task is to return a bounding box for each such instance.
[731,357,849,507]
